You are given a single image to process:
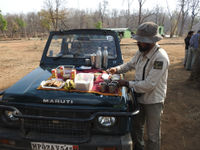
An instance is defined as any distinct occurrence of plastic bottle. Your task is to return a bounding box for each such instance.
[51,69,57,78]
[95,47,102,69]
[103,46,108,68]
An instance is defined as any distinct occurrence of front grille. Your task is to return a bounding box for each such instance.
[17,106,92,142]
[23,118,90,142]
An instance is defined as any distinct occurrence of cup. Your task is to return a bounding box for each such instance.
[99,82,108,93]
[108,81,118,93]
[90,54,96,67]
[85,58,91,66]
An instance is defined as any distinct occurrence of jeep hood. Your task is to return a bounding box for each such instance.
[2,67,124,108]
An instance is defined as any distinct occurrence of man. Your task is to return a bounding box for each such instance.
[107,22,170,150]
[190,30,200,60]
[186,30,200,70]
[184,31,194,68]
[189,30,200,81]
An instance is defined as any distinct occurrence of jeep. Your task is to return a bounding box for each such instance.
[0,29,139,150]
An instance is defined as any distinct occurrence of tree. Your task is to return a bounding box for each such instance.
[25,12,43,37]
[0,11,7,37]
[110,9,117,27]
[137,0,154,26]
[11,21,19,37]
[166,0,182,37]
[95,21,102,29]
[153,5,166,26]
[16,17,27,37]
[98,0,108,27]
[6,16,19,38]
[189,0,200,30]
[1,0,200,38]
[38,10,51,31]
[122,0,133,27]
[171,11,181,37]
[178,0,190,36]
[43,0,67,31]
[138,0,147,25]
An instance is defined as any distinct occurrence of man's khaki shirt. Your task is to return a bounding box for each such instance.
[116,45,170,104]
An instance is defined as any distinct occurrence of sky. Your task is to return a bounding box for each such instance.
[0,0,178,15]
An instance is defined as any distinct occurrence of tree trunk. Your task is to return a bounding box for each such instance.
[170,11,181,38]
[189,16,195,31]
[179,13,185,36]
[161,14,165,26]
[1,30,7,38]
[138,2,142,25]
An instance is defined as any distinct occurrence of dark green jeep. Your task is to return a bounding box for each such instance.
[0,29,139,150]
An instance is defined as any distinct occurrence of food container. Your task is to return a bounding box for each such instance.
[101,73,110,80]
[56,65,75,79]
[74,73,94,91]
[111,74,121,81]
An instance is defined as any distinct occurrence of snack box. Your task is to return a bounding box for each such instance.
[74,73,94,91]
[56,65,75,79]
[56,65,74,74]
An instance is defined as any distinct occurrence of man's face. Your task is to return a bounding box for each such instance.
[137,41,152,53]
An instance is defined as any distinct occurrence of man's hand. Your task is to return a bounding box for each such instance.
[118,79,129,87]
[106,67,117,74]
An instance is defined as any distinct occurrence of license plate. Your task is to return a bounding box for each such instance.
[31,142,79,150]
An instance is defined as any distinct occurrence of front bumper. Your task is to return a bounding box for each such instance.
[0,127,133,150]
[0,105,138,150]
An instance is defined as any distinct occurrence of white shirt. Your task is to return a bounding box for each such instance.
[116,45,170,104]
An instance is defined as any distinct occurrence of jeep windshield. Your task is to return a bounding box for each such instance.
[46,34,117,59]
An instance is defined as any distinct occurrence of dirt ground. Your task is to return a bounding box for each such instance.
[0,37,200,150]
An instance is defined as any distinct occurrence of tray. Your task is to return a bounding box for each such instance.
[40,78,65,89]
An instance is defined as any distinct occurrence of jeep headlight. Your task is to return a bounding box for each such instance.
[4,110,19,121]
[98,116,116,127]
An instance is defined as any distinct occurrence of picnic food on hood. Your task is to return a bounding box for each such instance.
[43,80,63,87]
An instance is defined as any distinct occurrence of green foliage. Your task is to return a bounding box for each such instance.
[11,20,19,33]
[95,21,102,29]
[0,12,7,31]
[41,19,51,31]
[38,10,51,31]
[15,18,26,29]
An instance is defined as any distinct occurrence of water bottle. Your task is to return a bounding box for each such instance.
[95,47,102,69]
[103,46,108,68]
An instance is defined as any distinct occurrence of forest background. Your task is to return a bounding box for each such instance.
[0,0,200,39]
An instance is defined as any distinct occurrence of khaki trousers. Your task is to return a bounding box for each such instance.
[186,47,198,70]
[132,103,163,150]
